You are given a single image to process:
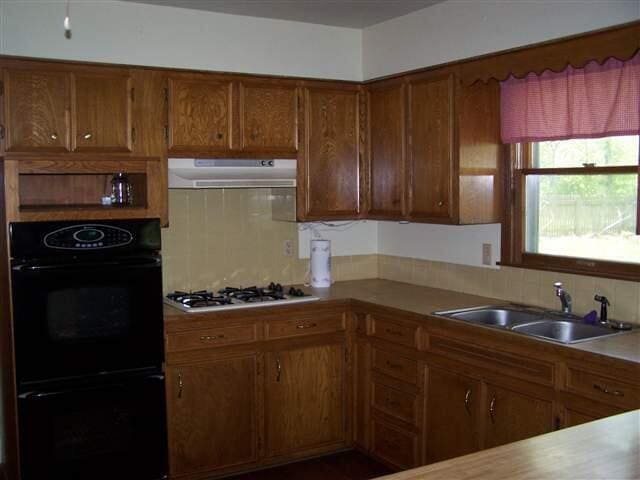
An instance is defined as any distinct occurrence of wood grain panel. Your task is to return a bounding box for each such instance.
[265,312,345,340]
[3,69,70,152]
[369,315,420,349]
[407,74,454,222]
[240,82,297,153]
[168,76,232,153]
[302,87,360,219]
[368,81,406,218]
[72,71,132,152]
[483,383,553,449]
[565,366,640,411]
[370,418,419,470]
[166,355,260,476]
[166,324,259,353]
[371,381,419,425]
[371,348,419,386]
[265,343,346,457]
[425,368,481,463]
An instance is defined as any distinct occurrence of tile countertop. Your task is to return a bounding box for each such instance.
[164,279,640,365]
[374,409,640,480]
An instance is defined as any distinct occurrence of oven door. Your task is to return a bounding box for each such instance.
[12,253,164,384]
[18,372,167,480]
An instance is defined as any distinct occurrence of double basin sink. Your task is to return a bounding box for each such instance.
[435,306,630,344]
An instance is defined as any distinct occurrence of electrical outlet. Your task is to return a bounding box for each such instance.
[283,239,293,257]
[482,243,492,266]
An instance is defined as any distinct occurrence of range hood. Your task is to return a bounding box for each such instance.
[168,158,297,189]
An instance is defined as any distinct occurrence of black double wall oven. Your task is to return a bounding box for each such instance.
[10,219,168,480]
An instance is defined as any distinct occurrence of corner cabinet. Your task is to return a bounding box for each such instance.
[366,71,502,225]
[297,85,364,221]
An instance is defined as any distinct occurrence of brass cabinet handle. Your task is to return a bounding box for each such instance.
[83,132,93,140]
[200,334,225,341]
[464,388,472,415]
[276,357,282,382]
[177,372,183,399]
[50,133,58,140]
[489,396,497,424]
[385,398,400,408]
[593,383,624,397]
[296,323,317,329]
[385,328,403,336]
[438,200,445,207]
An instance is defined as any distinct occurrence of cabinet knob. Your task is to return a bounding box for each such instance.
[438,201,445,207]
[83,132,93,140]
[216,132,223,140]
[50,133,58,140]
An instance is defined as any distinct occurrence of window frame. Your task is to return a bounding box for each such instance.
[501,142,640,281]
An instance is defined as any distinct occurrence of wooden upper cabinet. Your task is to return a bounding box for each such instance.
[2,69,70,153]
[425,368,481,464]
[72,71,133,152]
[407,74,454,222]
[367,81,406,219]
[167,76,233,154]
[239,82,297,155]
[166,355,260,476]
[265,342,347,457]
[300,86,362,220]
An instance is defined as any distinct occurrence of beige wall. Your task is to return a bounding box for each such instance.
[161,189,377,293]
[378,255,640,325]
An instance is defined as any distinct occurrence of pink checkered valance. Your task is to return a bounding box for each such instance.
[500,52,640,144]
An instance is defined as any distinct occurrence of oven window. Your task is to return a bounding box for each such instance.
[47,287,131,341]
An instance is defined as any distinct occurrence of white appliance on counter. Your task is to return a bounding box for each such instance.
[168,158,296,189]
[310,239,332,288]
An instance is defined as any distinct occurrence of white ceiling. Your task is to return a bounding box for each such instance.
[119,0,444,28]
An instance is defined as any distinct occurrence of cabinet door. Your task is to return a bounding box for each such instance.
[240,82,297,155]
[265,342,347,457]
[368,81,406,219]
[301,87,361,219]
[407,74,454,222]
[2,69,70,152]
[168,77,232,154]
[484,384,553,449]
[166,355,260,476]
[425,368,481,463]
[73,71,132,152]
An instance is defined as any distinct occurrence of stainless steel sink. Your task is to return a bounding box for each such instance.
[511,320,619,344]
[437,306,545,328]
[434,305,629,344]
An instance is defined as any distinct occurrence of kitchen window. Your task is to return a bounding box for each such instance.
[501,53,640,280]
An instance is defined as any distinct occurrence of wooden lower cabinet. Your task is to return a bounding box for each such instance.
[264,342,348,458]
[166,353,261,477]
[370,417,420,470]
[483,383,554,449]
[425,368,481,463]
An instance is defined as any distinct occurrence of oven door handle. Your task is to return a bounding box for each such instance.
[13,255,161,272]
[19,374,165,400]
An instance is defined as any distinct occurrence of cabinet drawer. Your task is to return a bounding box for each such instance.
[265,312,346,339]
[372,348,419,386]
[566,367,640,411]
[166,324,258,353]
[370,315,420,348]
[372,381,419,425]
[371,418,419,470]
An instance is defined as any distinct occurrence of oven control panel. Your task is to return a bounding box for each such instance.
[44,224,133,250]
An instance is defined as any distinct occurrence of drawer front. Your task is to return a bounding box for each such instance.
[372,348,419,386]
[166,324,258,352]
[566,367,640,410]
[372,381,419,425]
[265,312,346,339]
[371,418,419,470]
[370,315,420,349]
[429,335,554,386]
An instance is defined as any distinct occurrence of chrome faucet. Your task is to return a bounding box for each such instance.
[554,282,572,314]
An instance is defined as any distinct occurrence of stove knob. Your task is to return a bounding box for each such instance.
[274,283,283,292]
